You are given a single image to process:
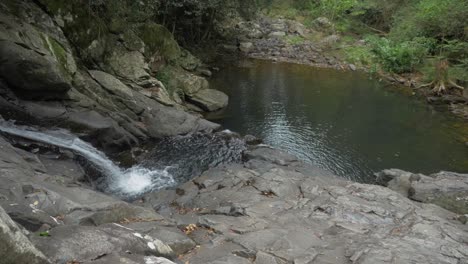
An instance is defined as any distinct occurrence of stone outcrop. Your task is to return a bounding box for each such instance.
[0,206,50,264]
[0,134,182,263]
[187,89,229,112]
[0,0,228,152]
[376,169,468,215]
[215,15,346,69]
[139,146,468,264]
[1,126,468,263]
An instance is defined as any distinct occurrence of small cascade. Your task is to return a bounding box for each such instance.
[0,121,175,198]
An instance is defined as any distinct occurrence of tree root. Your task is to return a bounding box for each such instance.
[415,60,465,95]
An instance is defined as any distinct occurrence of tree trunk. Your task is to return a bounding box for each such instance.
[418,59,464,95]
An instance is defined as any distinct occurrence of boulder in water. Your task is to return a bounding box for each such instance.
[187,89,229,112]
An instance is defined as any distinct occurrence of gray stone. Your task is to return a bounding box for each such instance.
[0,41,72,98]
[147,227,196,255]
[268,31,286,38]
[376,169,468,215]
[174,71,210,96]
[239,42,254,53]
[287,21,306,37]
[105,44,150,81]
[31,225,172,263]
[245,147,298,166]
[0,205,50,264]
[315,17,333,28]
[248,28,264,39]
[88,70,134,98]
[207,255,251,264]
[244,135,262,145]
[188,89,229,112]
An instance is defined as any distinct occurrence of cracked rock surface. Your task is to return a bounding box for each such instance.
[0,133,468,264]
[142,147,468,264]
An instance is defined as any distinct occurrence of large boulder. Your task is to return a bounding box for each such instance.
[0,41,73,99]
[105,43,150,82]
[31,224,174,263]
[0,5,76,99]
[376,169,468,214]
[188,89,229,112]
[174,71,210,96]
[0,205,50,264]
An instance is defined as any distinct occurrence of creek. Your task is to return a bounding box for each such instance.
[210,60,468,182]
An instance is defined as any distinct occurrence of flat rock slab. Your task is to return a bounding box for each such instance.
[146,148,468,264]
[31,224,174,263]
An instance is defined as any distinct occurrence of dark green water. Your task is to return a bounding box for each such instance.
[210,60,468,182]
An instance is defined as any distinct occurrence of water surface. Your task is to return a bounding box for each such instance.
[210,60,468,182]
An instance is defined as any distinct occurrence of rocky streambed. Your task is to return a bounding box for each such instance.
[1,125,468,264]
[1,1,468,264]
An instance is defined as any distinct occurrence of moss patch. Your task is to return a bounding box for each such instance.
[41,34,73,80]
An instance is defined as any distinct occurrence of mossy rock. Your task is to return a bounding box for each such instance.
[41,34,76,79]
[138,23,181,62]
[38,0,110,61]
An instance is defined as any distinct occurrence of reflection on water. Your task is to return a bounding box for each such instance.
[211,60,468,182]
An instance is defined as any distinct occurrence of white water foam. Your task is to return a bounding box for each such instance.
[0,121,175,197]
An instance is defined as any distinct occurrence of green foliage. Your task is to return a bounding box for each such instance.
[367,37,432,73]
[343,45,375,67]
[39,231,50,237]
[139,23,181,61]
[311,0,358,21]
[155,66,173,88]
[390,0,468,41]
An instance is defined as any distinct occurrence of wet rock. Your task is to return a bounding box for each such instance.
[197,68,213,77]
[0,205,50,264]
[244,135,263,145]
[245,146,298,166]
[188,89,229,112]
[427,95,468,104]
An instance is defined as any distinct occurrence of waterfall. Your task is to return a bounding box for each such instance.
[0,121,175,197]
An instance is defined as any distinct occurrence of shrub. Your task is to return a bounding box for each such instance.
[367,36,432,73]
[390,0,468,41]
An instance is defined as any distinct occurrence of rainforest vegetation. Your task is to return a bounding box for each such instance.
[101,0,467,92]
